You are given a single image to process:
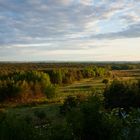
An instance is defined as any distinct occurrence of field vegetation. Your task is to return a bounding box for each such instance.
[0,62,140,139]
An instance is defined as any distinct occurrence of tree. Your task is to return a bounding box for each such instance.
[66,96,122,140]
[104,80,140,109]
[45,85,57,99]
[102,79,109,85]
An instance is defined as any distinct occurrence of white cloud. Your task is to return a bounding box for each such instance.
[0,0,140,61]
[58,0,73,5]
[80,0,93,5]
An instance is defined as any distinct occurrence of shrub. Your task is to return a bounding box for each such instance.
[102,79,109,85]
[0,80,21,102]
[45,85,57,99]
[0,116,40,140]
[0,109,6,122]
[60,96,79,115]
[66,96,122,140]
[104,80,140,109]
[34,110,46,119]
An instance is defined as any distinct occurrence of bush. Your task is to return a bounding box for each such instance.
[0,116,40,140]
[45,85,57,99]
[102,79,109,85]
[47,122,74,140]
[60,96,79,115]
[34,110,46,119]
[121,108,140,139]
[0,80,21,102]
[104,80,140,109]
[66,96,122,140]
[0,109,6,122]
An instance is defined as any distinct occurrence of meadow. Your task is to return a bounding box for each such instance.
[0,62,140,140]
[3,68,140,117]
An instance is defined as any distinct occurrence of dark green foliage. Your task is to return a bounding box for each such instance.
[111,64,135,70]
[47,122,74,140]
[138,80,140,89]
[66,96,122,140]
[121,109,140,140]
[34,110,46,119]
[104,80,140,109]
[60,95,81,115]
[0,80,21,102]
[0,110,6,122]
[102,79,109,84]
[0,116,40,140]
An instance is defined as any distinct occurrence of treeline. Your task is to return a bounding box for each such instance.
[45,66,107,84]
[0,62,139,73]
[0,63,139,103]
[110,64,140,70]
[0,66,107,103]
[0,71,52,102]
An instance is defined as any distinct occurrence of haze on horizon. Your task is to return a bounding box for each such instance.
[0,0,140,61]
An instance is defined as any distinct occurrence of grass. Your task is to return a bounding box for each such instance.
[0,77,106,123]
[0,69,140,122]
[59,78,105,94]
[0,69,139,140]
[4,103,61,123]
[57,69,140,100]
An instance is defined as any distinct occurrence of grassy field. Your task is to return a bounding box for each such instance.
[0,69,139,140]
[5,103,60,120]
[58,78,105,96]
[111,69,140,79]
[0,77,106,124]
[1,69,140,122]
[58,69,140,97]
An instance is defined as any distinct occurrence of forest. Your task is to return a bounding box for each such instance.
[0,62,140,140]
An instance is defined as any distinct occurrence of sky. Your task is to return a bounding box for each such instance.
[0,0,140,61]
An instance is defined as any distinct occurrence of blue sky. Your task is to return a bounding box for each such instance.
[0,0,140,61]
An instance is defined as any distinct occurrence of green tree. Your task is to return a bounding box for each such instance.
[104,80,140,109]
[45,85,57,99]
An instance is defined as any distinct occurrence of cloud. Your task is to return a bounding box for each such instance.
[120,12,140,23]
[0,0,140,61]
[79,0,93,5]
[91,23,140,39]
